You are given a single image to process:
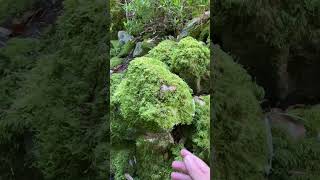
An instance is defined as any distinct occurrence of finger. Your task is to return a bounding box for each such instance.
[180,149,193,158]
[171,172,192,180]
[172,161,188,173]
[183,155,201,176]
[181,149,210,173]
[191,154,210,173]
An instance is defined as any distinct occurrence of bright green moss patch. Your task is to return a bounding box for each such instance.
[193,95,210,161]
[147,37,210,93]
[147,40,177,67]
[135,136,173,180]
[114,57,195,131]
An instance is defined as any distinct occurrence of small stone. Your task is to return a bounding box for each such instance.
[118,31,133,45]
[133,42,143,57]
[124,173,134,180]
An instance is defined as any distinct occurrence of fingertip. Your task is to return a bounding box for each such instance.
[180,148,192,157]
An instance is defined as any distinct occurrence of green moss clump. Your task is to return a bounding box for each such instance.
[147,40,177,67]
[212,46,267,179]
[147,37,210,93]
[114,57,195,132]
[172,37,210,93]
[135,136,173,180]
[192,95,210,161]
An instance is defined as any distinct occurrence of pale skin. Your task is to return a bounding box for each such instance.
[171,149,210,180]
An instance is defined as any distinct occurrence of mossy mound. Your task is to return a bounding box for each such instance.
[114,57,195,132]
[269,106,320,179]
[147,40,177,67]
[192,95,210,161]
[212,46,268,179]
[147,37,210,93]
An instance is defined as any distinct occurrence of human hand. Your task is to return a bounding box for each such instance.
[171,149,210,180]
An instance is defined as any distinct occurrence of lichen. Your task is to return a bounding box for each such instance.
[114,57,195,132]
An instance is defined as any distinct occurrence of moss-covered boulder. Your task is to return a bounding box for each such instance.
[147,37,210,94]
[192,95,210,161]
[172,37,210,93]
[114,57,195,132]
[147,40,177,67]
[135,135,174,180]
[212,45,268,179]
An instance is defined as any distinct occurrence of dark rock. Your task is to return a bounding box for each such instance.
[267,108,306,140]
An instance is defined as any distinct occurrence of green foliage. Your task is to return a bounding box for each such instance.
[192,95,210,161]
[114,57,195,132]
[0,0,108,179]
[213,0,320,47]
[111,148,135,180]
[110,0,126,38]
[117,40,135,58]
[0,0,37,22]
[122,0,209,36]
[110,57,123,69]
[269,106,320,179]
[0,37,40,179]
[212,46,268,179]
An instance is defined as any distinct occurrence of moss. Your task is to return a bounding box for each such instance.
[147,40,177,67]
[135,136,173,180]
[110,57,123,69]
[118,40,135,58]
[268,105,320,179]
[114,57,195,132]
[192,95,210,161]
[172,37,210,93]
[111,148,136,180]
[212,46,267,179]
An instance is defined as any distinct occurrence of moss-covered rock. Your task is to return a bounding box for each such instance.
[193,95,210,161]
[135,136,174,180]
[147,37,210,93]
[172,37,210,93]
[114,57,195,132]
[111,148,135,180]
[212,45,268,179]
[147,40,177,67]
